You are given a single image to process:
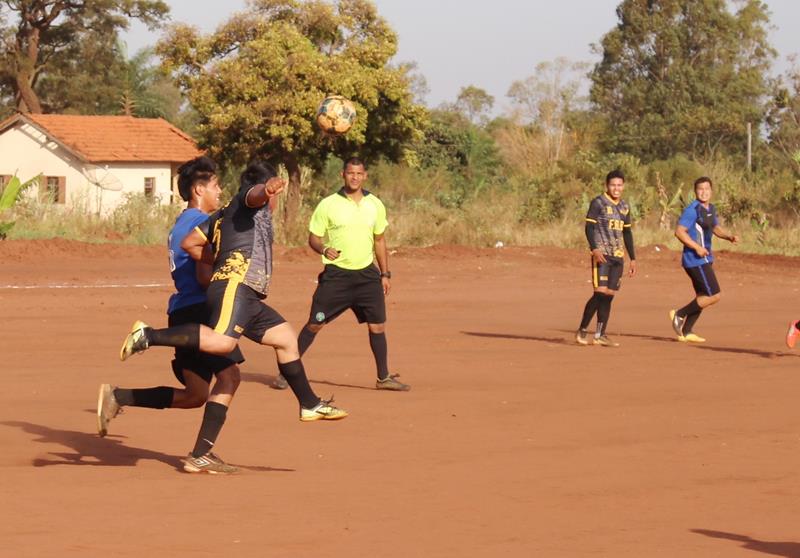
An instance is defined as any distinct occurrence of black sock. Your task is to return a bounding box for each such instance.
[368,331,390,380]
[595,294,614,336]
[113,386,174,409]
[683,310,702,334]
[579,292,603,330]
[147,324,200,350]
[298,325,318,356]
[191,402,228,458]
[676,299,702,318]
[277,359,320,409]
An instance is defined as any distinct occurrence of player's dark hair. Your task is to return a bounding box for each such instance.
[694,176,713,190]
[240,160,278,190]
[343,157,366,170]
[177,156,217,202]
[605,169,624,184]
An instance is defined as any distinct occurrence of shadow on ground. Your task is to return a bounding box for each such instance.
[692,529,800,558]
[1,420,294,473]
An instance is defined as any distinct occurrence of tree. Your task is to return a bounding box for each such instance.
[768,59,800,176]
[158,0,427,225]
[0,0,168,113]
[507,57,588,165]
[454,85,493,125]
[589,0,775,161]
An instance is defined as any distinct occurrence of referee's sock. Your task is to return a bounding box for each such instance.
[191,401,228,458]
[579,292,604,330]
[595,294,614,336]
[368,331,390,380]
[114,386,174,409]
[146,324,200,351]
[278,359,320,409]
[298,325,318,356]
[676,299,702,318]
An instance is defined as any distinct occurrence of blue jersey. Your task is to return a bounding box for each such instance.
[678,200,718,268]
[167,208,210,314]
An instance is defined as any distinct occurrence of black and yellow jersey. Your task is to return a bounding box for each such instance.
[197,185,274,297]
[585,193,632,259]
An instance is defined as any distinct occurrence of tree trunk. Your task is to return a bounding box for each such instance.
[16,69,43,113]
[15,25,43,114]
[283,156,302,232]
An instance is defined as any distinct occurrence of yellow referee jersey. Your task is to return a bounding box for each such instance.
[309,188,388,270]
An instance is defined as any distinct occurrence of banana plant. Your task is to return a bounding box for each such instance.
[0,175,40,239]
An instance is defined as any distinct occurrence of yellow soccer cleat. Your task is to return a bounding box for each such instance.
[679,333,706,343]
[119,320,150,361]
[300,398,348,421]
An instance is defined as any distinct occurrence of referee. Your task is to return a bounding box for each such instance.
[274,157,409,391]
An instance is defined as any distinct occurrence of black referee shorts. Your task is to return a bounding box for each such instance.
[308,264,386,325]
[684,263,721,297]
[206,279,286,343]
[168,302,244,385]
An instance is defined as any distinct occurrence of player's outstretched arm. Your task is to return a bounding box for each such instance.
[245,177,286,208]
[713,225,738,244]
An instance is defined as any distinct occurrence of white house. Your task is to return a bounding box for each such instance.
[0,113,203,214]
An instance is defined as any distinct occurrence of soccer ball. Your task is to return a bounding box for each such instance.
[316,95,356,135]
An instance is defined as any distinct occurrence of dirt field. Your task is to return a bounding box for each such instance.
[2,239,800,557]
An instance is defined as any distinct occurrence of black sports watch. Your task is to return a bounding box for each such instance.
[380,271,392,279]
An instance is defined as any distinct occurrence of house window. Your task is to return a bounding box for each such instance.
[144,177,156,200]
[40,176,66,204]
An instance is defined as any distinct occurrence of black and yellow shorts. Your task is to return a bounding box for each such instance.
[206,279,286,343]
[168,302,245,385]
[591,256,624,290]
[308,264,386,325]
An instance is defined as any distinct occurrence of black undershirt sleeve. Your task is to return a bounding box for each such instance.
[585,222,597,250]
[623,227,635,260]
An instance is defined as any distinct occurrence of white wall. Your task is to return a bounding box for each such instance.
[0,123,176,215]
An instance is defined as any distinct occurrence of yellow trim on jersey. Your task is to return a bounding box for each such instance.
[194,226,208,242]
[213,277,241,335]
[585,218,598,223]
[592,259,599,288]
[623,223,632,228]
[603,193,620,205]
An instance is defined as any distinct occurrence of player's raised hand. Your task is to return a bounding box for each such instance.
[265,177,286,196]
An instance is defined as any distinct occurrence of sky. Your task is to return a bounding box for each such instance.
[123,0,800,114]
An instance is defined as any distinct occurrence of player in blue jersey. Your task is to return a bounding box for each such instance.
[575,170,637,347]
[97,156,244,474]
[669,177,737,342]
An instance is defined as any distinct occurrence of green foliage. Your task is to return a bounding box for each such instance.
[157,0,428,224]
[0,0,169,113]
[590,0,775,161]
[0,174,38,239]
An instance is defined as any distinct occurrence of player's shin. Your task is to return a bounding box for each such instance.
[191,401,228,458]
[277,359,320,409]
[147,324,200,350]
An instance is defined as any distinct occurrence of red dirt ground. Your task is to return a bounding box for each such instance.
[2,239,800,557]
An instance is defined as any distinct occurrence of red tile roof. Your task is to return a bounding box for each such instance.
[0,113,203,163]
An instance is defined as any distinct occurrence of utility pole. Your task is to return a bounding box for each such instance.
[747,122,752,173]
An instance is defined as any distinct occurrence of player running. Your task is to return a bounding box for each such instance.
[97,156,244,474]
[575,169,637,347]
[273,157,409,391]
[119,160,347,422]
[670,176,737,342]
